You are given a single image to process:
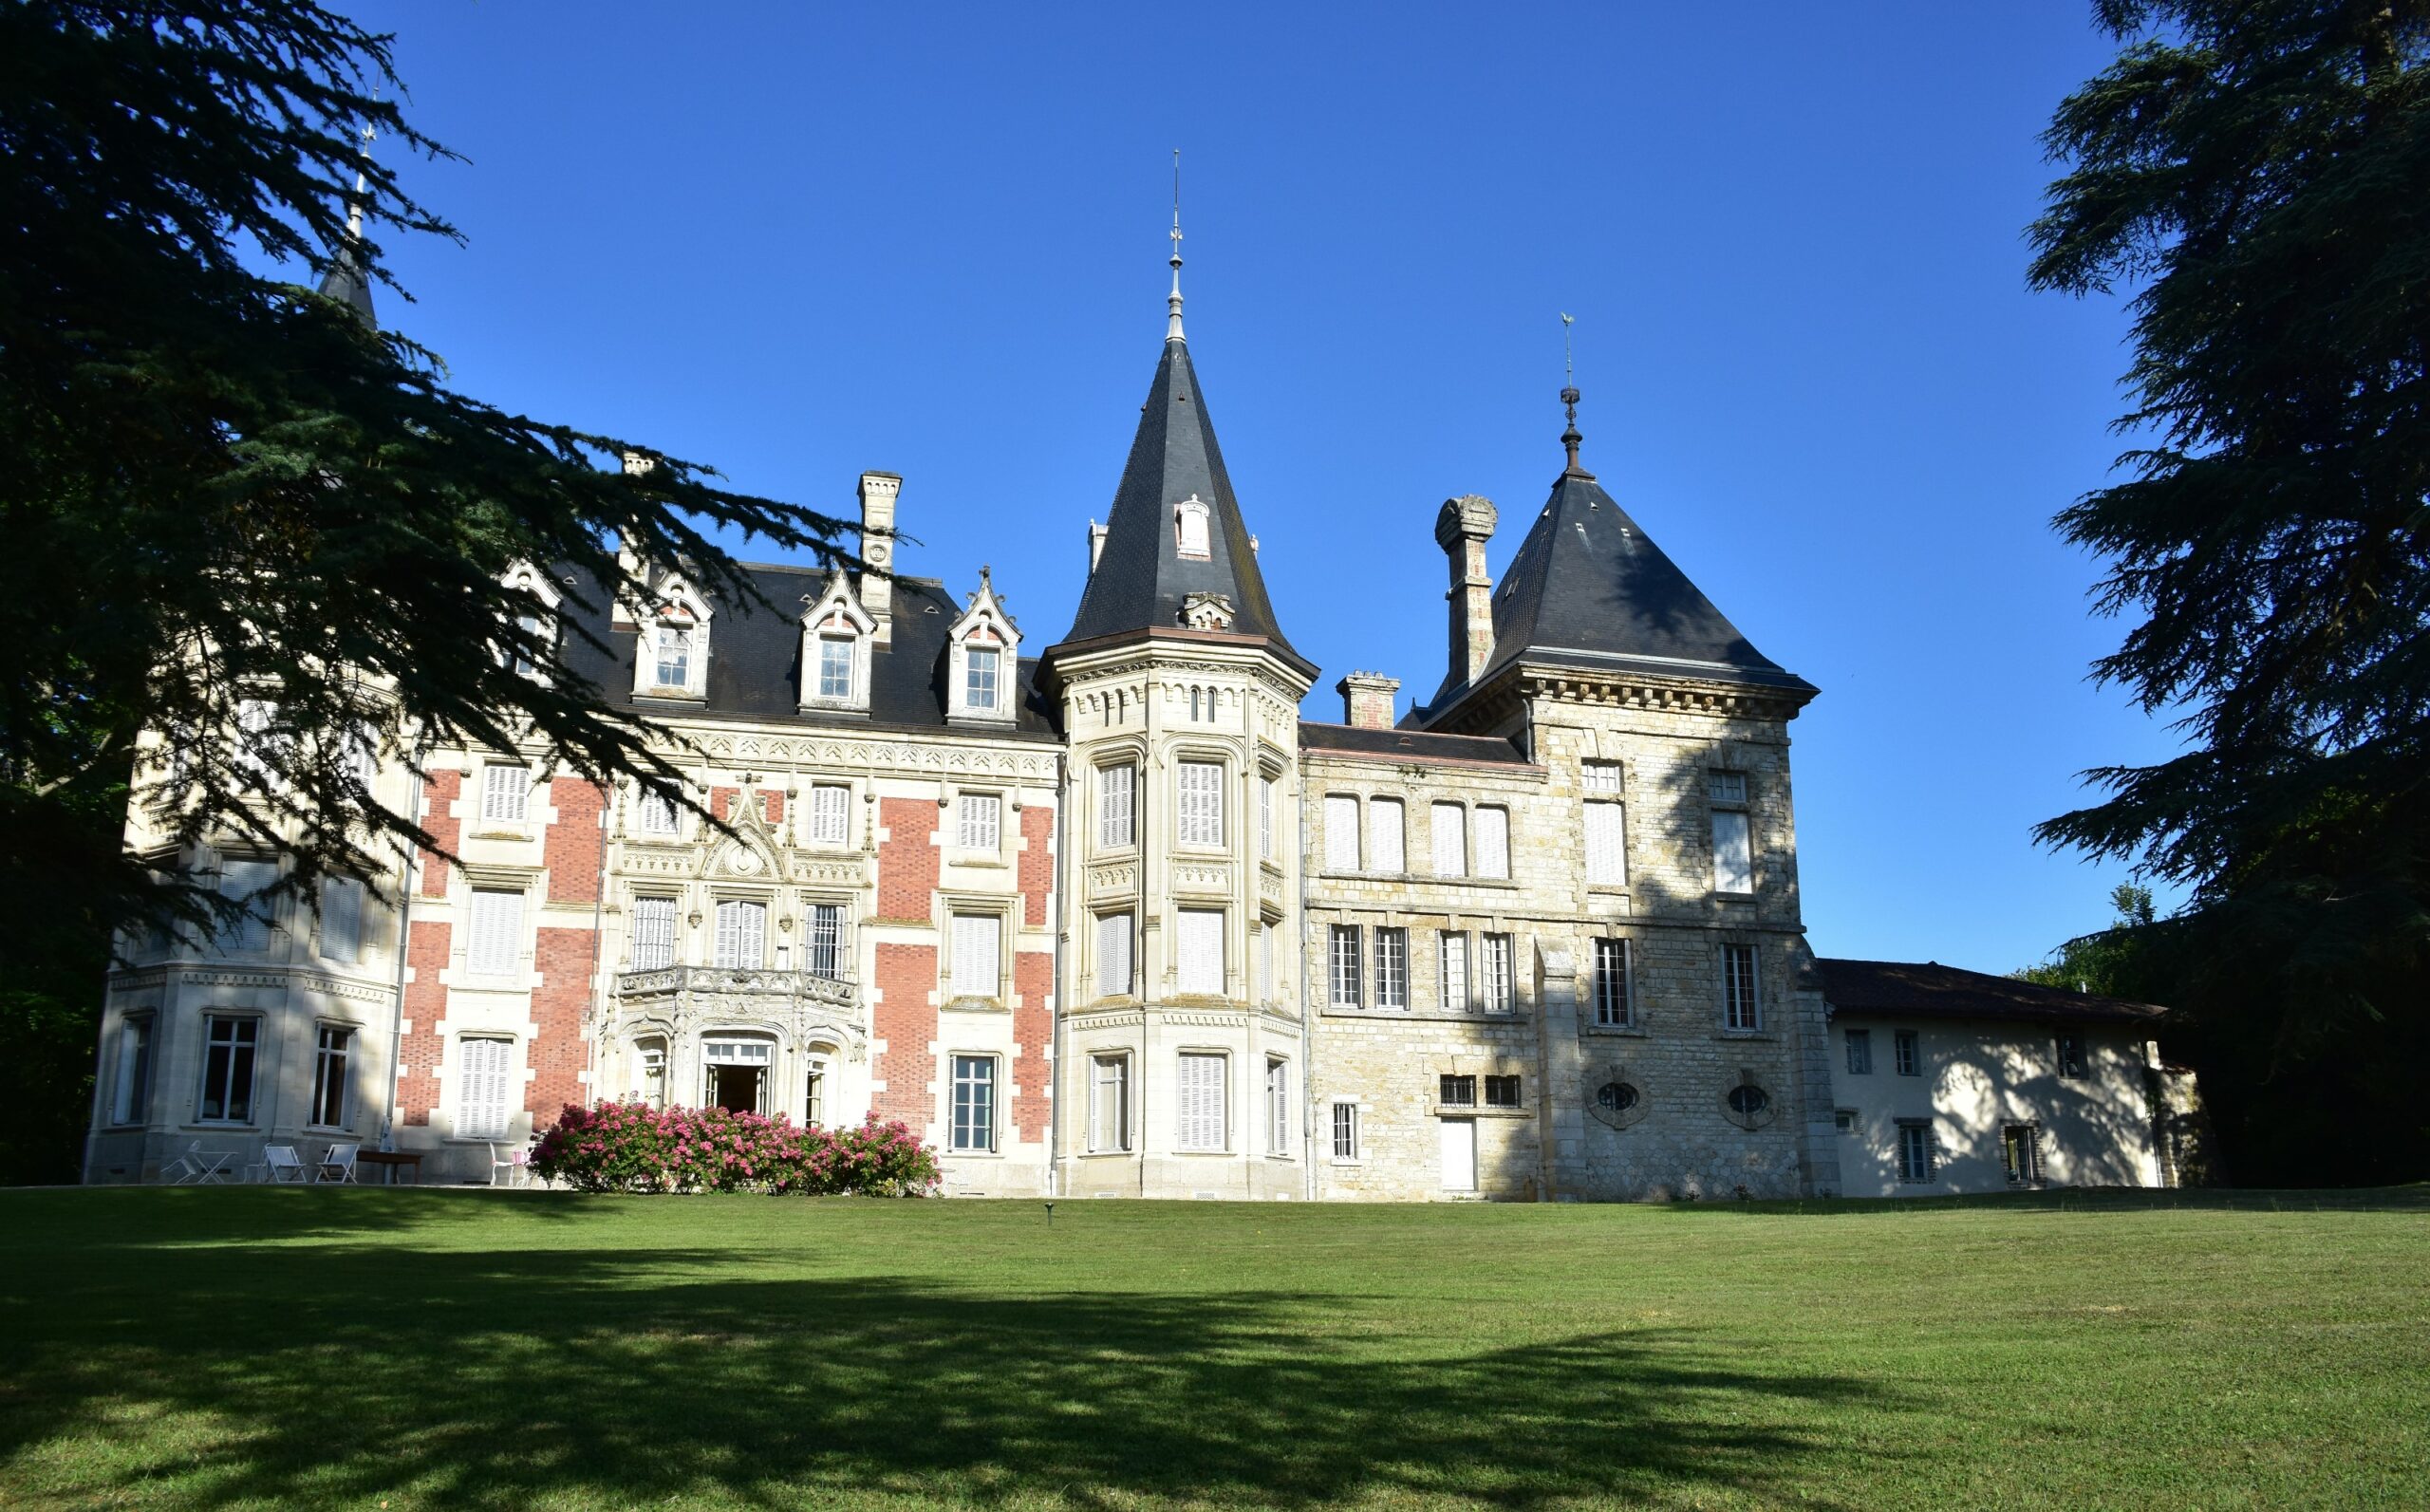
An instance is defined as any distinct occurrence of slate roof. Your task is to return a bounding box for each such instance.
[1299,722,1534,768]
[317,243,375,327]
[556,562,1058,738]
[1816,958,2167,1028]
[1426,466,1815,712]
[1053,336,1303,666]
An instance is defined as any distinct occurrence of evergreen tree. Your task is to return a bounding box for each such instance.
[2030,0,2428,1183]
[0,2,849,1180]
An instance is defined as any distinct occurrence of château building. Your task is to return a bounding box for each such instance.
[82,227,2186,1200]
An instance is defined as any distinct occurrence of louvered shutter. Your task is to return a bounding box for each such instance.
[1099,765,1134,848]
[1324,796,1360,871]
[468,888,521,975]
[1369,799,1405,873]
[631,897,675,970]
[953,914,1000,999]
[1256,922,1274,1002]
[458,1037,513,1138]
[483,764,529,823]
[811,785,849,844]
[961,793,1000,849]
[1473,807,1510,879]
[1259,776,1275,860]
[1178,762,1223,846]
[1586,802,1627,885]
[1711,810,1754,893]
[1177,909,1224,996]
[1097,911,1132,998]
[1430,803,1466,876]
[1179,1053,1224,1150]
[217,860,277,954]
[320,878,362,963]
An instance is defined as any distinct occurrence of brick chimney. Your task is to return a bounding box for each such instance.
[1336,671,1400,730]
[858,472,900,644]
[1434,495,1497,689]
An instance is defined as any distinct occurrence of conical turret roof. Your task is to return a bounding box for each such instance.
[1053,336,1303,668]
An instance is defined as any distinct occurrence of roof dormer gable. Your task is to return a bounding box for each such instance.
[798,572,878,715]
[633,571,713,702]
[946,568,1020,726]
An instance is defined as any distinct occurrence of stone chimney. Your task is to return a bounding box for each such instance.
[1434,495,1497,689]
[858,472,900,644]
[1337,671,1400,730]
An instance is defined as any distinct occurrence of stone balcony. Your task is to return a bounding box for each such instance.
[613,965,858,1013]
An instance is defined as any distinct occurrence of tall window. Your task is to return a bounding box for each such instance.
[2056,1034,2087,1078]
[1177,1052,1225,1150]
[964,646,1000,711]
[1176,908,1224,996]
[816,636,854,699]
[1439,932,1469,1012]
[1369,798,1405,873]
[1431,802,1467,876]
[308,1025,352,1128]
[1474,807,1510,880]
[1585,798,1627,886]
[1259,775,1276,862]
[803,1063,825,1126]
[1710,771,1754,894]
[714,899,767,969]
[1097,911,1132,998]
[1845,1028,1874,1074]
[1481,933,1515,1013]
[319,877,363,964]
[654,623,693,686]
[1177,761,1224,846]
[1592,938,1631,1026]
[1374,927,1410,1010]
[1090,1054,1131,1152]
[1323,794,1360,871]
[1897,1121,1936,1184]
[2003,1124,2044,1187]
[481,763,530,824]
[637,789,681,837]
[1722,943,1760,1031]
[197,1016,258,1123]
[1328,924,1362,1008]
[630,896,677,971]
[110,1016,154,1126]
[1255,920,1275,1002]
[959,792,1000,850]
[1098,764,1135,849]
[951,913,1000,1000]
[1331,1102,1360,1160]
[951,1055,997,1151]
[457,1036,515,1139]
[1265,1058,1290,1152]
[805,904,844,980]
[467,887,524,977]
[808,784,849,845]
[215,858,277,955]
[1895,1029,1921,1076]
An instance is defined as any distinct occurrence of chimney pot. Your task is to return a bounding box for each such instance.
[1336,671,1401,730]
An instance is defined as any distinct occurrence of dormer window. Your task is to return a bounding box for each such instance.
[1174,495,1211,560]
[499,564,563,681]
[945,568,1020,726]
[796,572,876,715]
[965,647,1000,711]
[632,572,712,702]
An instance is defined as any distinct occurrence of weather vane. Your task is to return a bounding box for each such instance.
[1560,312,1584,474]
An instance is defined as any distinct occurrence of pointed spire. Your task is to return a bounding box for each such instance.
[317,119,378,327]
[1167,149,1186,344]
[1559,311,1589,477]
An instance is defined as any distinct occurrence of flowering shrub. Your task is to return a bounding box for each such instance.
[529,1102,942,1197]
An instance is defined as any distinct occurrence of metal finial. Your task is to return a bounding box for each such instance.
[1559,313,1585,475]
[346,118,377,239]
[1167,149,1186,343]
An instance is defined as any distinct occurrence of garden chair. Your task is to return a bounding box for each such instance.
[262,1145,308,1185]
[161,1142,203,1185]
[315,1143,360,1184]
[487,1142,529,1188]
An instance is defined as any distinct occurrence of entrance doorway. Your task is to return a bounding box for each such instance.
[1439,1117,1477,1191]
[701,1036,776,1115]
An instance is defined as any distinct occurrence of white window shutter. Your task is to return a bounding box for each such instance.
[458,1037,514,1139]
[1324,795,1360,871]
[1098,912,1132,998]
[1369,799,1404,873]
[1474,807,1510,880]
[812,785,848,845]
[631,897,675,970]
[1179,1053,1224,1150]
[468,888,521,976]
[1256,922,1274,1002]
[1586,802,1627,885]
[1430,802,1466,876]
[1177,909,1224,996]
[1712,810,1754,893]
[1100,765,1134,849]
[483,764,529,823]
[1178,762,1223,846]
[320,878,362,963]
[953,914,1000,999]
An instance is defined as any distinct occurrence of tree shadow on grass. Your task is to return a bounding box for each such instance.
[1645,1185,2430,1218]
[0,1241,1904,1509]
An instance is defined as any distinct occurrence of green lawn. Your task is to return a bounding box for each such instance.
[0,1188,2423,1509]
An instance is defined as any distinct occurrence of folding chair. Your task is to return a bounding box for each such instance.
[263,1145,309,1185]
[161,1142,203,1185]
[315,1143,361,1184]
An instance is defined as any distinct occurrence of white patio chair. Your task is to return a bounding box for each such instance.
[315,1143,360,1184]
[263,1145,309,1185]
[487,1142,528,1188]
[161,1142,203,1185]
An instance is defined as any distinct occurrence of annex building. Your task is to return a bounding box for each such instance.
[83,237,2189,1200]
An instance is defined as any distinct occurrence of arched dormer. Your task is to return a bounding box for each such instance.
[946,567,1020,727]
[633,571,712,702]
[500,563,565,683]
[797,572,876,715]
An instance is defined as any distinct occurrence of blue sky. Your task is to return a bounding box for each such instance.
[345,1,2174,976]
